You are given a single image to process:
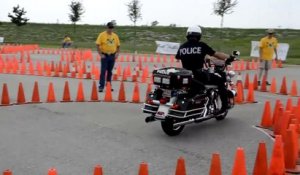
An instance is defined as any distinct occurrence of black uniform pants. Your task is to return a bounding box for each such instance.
[191,70,228,109]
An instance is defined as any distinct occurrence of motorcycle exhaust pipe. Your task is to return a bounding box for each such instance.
[173,115,213,128]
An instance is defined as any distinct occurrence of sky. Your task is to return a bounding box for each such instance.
[0,0,299,29]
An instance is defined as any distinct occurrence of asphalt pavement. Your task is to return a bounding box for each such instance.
[0,54,299,174]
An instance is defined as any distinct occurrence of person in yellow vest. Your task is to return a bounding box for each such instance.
[258,29,278,85]
[62,35,72,48]
[96,22,120,92]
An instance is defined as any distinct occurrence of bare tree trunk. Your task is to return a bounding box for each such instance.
[73,23,76,33]
[220,15,224,28]
[133,22,137,62]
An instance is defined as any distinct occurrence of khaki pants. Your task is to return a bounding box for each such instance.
[259,60,272,70]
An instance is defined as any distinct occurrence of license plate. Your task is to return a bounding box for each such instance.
[155,105,170,119]
[162,89,172,97]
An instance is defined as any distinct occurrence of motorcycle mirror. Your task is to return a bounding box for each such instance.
[232,50,240,57]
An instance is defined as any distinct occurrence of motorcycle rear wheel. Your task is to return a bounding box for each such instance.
[161,120,185,136]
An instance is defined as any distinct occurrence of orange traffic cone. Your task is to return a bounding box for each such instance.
[76,81,85,102]
[93,165,103,175]
[16,82,26,104]
[145,83,152,101]
[46,82,56,103]
[47,168,57,175]
[290,80,298,96]
[138,162,149,175]
[90,81,100,102]
[231,147,247,175]
[36,61,43,76]
[260,75,268,92]
[234,81,244,104]
[246,83,256,103]
[272,100,281,125]
[175,157,187,175]
[1,83,10,106]
[280,111,291,141]
[122,68,127,81]
[3,169,12,175]
[278,60,283,68]
[260,101,273,128]
[31,81,41,103]
[253,74,258,90]
[268,135,285,175]
[253,142,268,175]
[104,82,113,102]
[270,77,277,94]
[61,81,72,102]
[209,153,222,175]
[132,82,140,103]
[273,106,284,135]
[29,61,34,75]
[284,125,298,171]
[286,98,293,111]
[118,81,126,103]
[244,73,249,89]
[279,76,288,95]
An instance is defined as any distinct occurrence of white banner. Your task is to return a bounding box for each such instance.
[155,41,180,55]
[250,41,289,61]
[0,37,4,43]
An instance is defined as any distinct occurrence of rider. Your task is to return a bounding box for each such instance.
[175,26,230,115]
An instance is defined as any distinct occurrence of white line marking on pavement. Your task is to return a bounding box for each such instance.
[252,125,275,141]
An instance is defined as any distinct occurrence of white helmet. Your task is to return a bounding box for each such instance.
[186,26,202,37]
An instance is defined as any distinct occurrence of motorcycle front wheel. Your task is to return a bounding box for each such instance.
[161,119,185,136]
[213,95,228,121]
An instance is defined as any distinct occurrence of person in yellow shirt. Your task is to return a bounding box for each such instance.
[258,29,278,85]
[62,35,72,48]
[96,22,120,92]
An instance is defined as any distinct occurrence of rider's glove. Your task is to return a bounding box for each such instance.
[225,56,235,65]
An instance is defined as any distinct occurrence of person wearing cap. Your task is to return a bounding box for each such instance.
[258,29,278,85]
[62,35,72,48]
[96,22,120,92]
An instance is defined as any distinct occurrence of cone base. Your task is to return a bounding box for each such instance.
[235,102,248,105]
[27,102,42,104]
[286,165,300,174]
[0,104,12,106]
[277,93,288,95]
[88,100,101,102]
[247,101,258,103]
[60,100,73,103]
[114,100,127,103]
[14,102,29,105]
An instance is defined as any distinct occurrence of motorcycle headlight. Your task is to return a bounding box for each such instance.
[162,78,170,85]
[228,71,236,78]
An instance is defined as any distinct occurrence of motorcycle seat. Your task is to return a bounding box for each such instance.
[204,85,218,89]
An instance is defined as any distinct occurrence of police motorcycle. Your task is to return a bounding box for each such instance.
[142,51,240,136]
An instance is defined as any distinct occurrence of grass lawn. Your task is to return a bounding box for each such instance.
[0,22,299,64]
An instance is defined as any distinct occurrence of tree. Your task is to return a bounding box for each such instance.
[111,20,117,26]
[69,1,84,33]
[169,24,177,27]
[8,5,29,27]
[127,0,142,53]
[213,0,237,28]
[151,20,159,27]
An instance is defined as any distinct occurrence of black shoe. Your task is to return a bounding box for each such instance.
[258,81,261,86]
[266,81,271,86]
[98,88,104,92]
